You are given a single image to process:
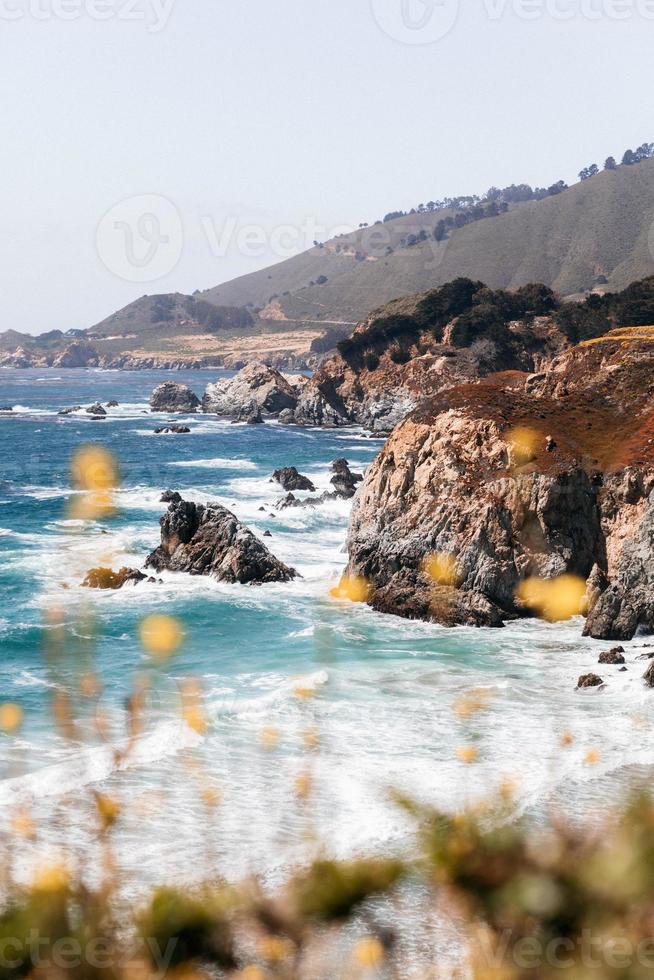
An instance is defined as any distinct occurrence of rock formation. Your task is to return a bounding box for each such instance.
[82,567,148,589]
[271,467,316,492]
[577,673,604,689]
[154,425,191,434]
[146,497,296,584]
[149,382,201,413]
[344,328,654,634]
[202,363,299,417]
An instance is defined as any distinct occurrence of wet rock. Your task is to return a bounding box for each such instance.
[271,467,316,492]
[263,530,272,538]
[160,490,182,504]
[146,496,297,584]
[86,403,107,416]
[0,406,13,412]
[82,567,147,589]
[58,405,82,415]
[644,662,654,687]
[577,673,604,689]
[106,400,119,408]
[330,458,363,499]
[154,425,191,434]
[278,408,295,424]
[202,363,298,417]
[598,647,626,665]
[150,382,200,413]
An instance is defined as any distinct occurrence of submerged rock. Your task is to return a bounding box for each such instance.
[82,567,147,589]
[58,405,82,416]
[577,673,604,689]
[598,647,626,665]
[271,467,316,492]
[146,497,297,584]
[150,382,200,413]
[106,400,119,408]
[202,363,298,417]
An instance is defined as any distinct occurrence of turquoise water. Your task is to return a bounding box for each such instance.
[1,368,653,892]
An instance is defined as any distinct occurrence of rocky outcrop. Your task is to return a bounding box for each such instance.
[330,458,363,499]
[146,497,296,584]
[271,467,316,492]
[150,382,201,413]
[154,425,191,434]
[202,363,298,417]
[598,647,626,665]
[86,403,107,416]
[53,343,100,368]
[82,567,148,589]
[344,329,654,632]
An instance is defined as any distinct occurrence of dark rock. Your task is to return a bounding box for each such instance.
[154,425,191,434]
[0,406,13,412]
[86,403,107,416]
[619,666,628,671]
[82,567,147,589]
[150,382,200,413]
[58,405,82,415]
[145,497,296,584]
[644,662,654,687]
[263,530,272,537]
[271,467,316,492]
[278,408,295,424]
[160,490,182,504]
[577,673,604,689]
[106,400,119,408]
[329,458,364,499]
[258,506,266,512]
[598,647,626,665]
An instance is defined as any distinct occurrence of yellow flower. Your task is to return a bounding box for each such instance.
[329,574,371,603]
[505,426,540,466]
[453,688,492,718]
[32,862,70,893]
[71,445,119,491]
[258,936,293,963]
[585,749,600,766]
[295,771,312,799]
[259,727,280,750]
[95,792,121,828]
[516,574,586,622]
[561,731,574,748]
[421,551,460,587]
[139,614,184,660]
[0,703,23,733]
[353,937,384,968]
[457,746,479,764]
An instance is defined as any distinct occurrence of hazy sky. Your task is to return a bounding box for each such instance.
[3,0,653,334]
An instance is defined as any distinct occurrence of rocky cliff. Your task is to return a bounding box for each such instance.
[345,327,654,638]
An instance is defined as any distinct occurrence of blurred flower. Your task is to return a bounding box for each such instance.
[11,807,35,840]
[353,936,384,968]
[258,935,293,963]
[0,702,23,733]
[95,791,121,829]
[421,551,460,587]
[32,862,70,893]
[329,574,371,603]
[303,727,319,750]
[79,671,102,698]
[71,445,119,491]
[295,771,312,799]
[457,746,479,764]
[561,731,574,748]
[505,426,540,466]
[139,614,185,661]
[238,969,266,980]
[259,726,280,750]
[181,679,207,735]
[69,490,116,521]
[516,574,586,622]
[585,749,600,766]
[453,688,492,719]
[201,787,221,809]
[293,684,316,700]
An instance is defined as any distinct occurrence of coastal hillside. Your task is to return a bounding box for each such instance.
[345,324,654,637]
[202,156,654,329]
[290,275,654,431]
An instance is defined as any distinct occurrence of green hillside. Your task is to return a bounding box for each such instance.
[201,158,654,328]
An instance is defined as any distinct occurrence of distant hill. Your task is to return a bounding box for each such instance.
[201,157,654,330]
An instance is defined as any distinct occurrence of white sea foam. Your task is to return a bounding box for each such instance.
[170,457,258,470]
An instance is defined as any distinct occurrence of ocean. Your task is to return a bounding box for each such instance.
[1,368,653,896]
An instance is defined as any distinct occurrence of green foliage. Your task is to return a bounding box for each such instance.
[291,858,404,922]
[139,886,237,969]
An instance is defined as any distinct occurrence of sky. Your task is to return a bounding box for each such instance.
[2,0,654,335]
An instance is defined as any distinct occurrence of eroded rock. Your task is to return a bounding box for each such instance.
[150,382,200,413]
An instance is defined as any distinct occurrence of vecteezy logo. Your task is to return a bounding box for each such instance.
[95,194,183,283]
[370,0,460,44]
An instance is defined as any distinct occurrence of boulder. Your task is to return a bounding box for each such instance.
[82,567,147,589]
[278,409,295,425]
[598,647,626,665]
[86,403,107,416]
[202,363,298,417]
[161,490,182,504]
[271,467,316,492]
[145,497,297,584]
[154,425,191,434]
[577,673,604,689]
[149,382,200,413]
[330,458,363,499]
[107,400,119,408]
[58,406,82,416]
[644,662,654,687]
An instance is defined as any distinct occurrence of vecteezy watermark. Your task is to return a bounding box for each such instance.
[0,932,177,977]
[0,0,176,33]
[370,0,461,44]
[95,194,183,284]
